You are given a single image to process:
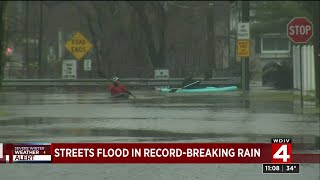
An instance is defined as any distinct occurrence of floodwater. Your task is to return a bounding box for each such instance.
[0,89,319,180]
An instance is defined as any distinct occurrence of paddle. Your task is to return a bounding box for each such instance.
[122,89,136,98]
[169,80,200,92]
[97,71,136,98]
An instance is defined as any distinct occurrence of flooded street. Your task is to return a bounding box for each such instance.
[0,90,319,179]
[2,0,320,179]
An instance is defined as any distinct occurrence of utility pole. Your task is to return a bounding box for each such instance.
[25,1,29,78]
[314,1,320,106]
[241,1,250,91]
[38,1,43,78]
[58,28,63,61]
[206,2,215,74]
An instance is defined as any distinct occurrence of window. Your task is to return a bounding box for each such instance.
[261,36,290,54]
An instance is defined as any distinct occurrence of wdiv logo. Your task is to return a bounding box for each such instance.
[271,138,292,163]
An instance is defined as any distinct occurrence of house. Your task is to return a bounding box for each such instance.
[230,1,293,84]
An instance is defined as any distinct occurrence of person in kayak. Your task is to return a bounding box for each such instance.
[182,72,200,89]
[108,77,130,97]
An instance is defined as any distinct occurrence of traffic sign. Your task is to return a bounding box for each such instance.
[287,17,313,44]
[237,40,250,57]
[238,23,250,39]
[64,32,93,60]
[84,59,91,71]
[62,60,77,79]
[154,69,169,79]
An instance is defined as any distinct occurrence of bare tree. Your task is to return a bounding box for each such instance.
[75,1,128,78]
[206,5,215,73]
[128,1,167,68]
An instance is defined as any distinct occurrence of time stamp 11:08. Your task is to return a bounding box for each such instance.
[262,164,300,174]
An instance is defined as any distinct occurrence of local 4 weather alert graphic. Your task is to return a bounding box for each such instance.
[0,143,51,163]
[0,139,319,174]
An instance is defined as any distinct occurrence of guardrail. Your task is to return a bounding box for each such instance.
[2,77,240,86]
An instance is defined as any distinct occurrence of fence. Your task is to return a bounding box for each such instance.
[292,45,316,92]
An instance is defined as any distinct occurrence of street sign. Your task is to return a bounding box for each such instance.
[64,32,93,60]
[287,17,313,44]
[84,59,91,71]
[154,69,169,90]
[154,69,169,79]
[62,60,77,79]
[237,23,250,39]
[237,40,250,57]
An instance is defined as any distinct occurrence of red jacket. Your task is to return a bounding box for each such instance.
[108,84,129,95]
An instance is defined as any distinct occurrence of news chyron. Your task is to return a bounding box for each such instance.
[262,138,300,174]
[0,143,51,163]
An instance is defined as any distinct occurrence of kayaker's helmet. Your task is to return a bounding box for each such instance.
[112,77,119,83]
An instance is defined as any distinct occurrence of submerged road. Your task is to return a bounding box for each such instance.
[0,90,319,180]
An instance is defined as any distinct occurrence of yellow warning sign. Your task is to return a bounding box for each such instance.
[64,32,93,60]
[237,40,250,58]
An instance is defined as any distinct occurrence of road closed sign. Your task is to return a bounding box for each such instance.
[62,60,77,79]
[237,40,250,57]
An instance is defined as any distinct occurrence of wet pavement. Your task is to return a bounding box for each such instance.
[0,90,319,180]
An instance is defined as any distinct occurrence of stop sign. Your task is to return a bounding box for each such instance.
[287,17,313,44]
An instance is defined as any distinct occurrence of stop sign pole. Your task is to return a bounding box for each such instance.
[287,17,313,107]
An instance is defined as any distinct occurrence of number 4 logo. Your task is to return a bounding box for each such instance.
[272,144,292,163]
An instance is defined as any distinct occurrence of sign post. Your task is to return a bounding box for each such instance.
[63,32,93,79]
[237,22,250,91]
[287,17,313,107]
